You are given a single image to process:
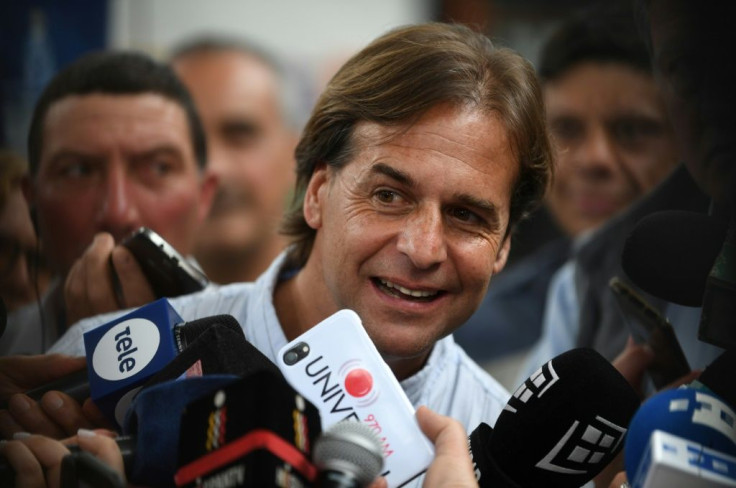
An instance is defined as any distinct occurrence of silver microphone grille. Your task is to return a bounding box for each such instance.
[313,420,384,487]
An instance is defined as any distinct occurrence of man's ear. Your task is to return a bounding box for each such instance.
[492,235,511,275]
[197,170,219,223]
[303,163,329,230]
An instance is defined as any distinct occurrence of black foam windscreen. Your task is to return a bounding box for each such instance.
[621,210,728,306]
[698,349,736,411]
[483,348,639,488]
[173,313,242,351]
[142,318,281,388]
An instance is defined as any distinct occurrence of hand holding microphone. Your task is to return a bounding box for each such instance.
[0,354,102,440]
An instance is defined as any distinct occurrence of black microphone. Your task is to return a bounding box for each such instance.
[174,369,323,488]
[691,348,736,410]
[124,322,283,487]
[314,420,384,488]
[621,210,728,306]
[13,310,242,411]
[698,215,736,349]
[469,348,640,488]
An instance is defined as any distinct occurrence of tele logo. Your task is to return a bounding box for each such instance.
[92,318,161,381]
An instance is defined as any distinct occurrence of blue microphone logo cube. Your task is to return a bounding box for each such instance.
[83,298,183,427]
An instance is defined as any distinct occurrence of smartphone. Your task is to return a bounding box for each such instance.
[609,276,691,389]
[120,227,209,299]
[276,309,434,488]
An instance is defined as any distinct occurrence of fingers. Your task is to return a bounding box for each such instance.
[40,392,95,437]
[110,245,155,307]
[416,406,478,488]
[367,476,389,488]
[612,336,655,395]
[660,369,702,391]
[416,406,468,453]
[5,394,66,439]
[75,429,126,479]
[0,434,71,488]
[65,233,119,325]
[0,409,24,439]
[0,355,86,401]
[2,392,93,440]
[608,470,628,488]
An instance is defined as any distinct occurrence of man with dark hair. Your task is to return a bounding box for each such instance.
[1,51,216,355]
[170,36,299,284]
[456,1,680,372]
[7,25,552,473]
[515,0,723,392]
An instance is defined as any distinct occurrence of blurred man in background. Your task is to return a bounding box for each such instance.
[171,37,299,283]
[2,51,216,355]
[455,1,679,379]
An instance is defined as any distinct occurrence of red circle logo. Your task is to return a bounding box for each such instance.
[344,368,373,397]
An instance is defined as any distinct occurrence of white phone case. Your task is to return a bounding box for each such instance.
[276,309,434,487]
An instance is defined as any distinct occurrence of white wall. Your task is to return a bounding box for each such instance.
[108,0,433,123]
[109,0,432,80]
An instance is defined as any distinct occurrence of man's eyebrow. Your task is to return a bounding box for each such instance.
[370,162,416,188]
[220,118,259,134]
[45,149,101,168]
[134,145,183,158]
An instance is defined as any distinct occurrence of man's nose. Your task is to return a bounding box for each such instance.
[396,205,448,269]
[95,165,140,240]
[574,126,618,178]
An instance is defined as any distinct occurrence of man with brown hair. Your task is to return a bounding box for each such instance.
[15,24,552,457]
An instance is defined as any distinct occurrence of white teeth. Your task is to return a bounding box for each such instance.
[380,279,437,298]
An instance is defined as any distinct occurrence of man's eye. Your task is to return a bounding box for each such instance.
[551,118,583,143]
[450,207,480,224]
[59,162,93,178]
[612,119,662,147]
[374,189,399,203]
[150,161,173,175]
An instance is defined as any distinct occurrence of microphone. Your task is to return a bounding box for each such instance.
[313,420,384,488]
[469,348,640,488]
[0,435,137,487]
[20,306,236,407]
[624,387,736,486]
[174,370,323,488]
[693,349,736,410]
[21,299,245,427]
[621,210,728,307]
[124,327,291,487]
[699,215,736,349]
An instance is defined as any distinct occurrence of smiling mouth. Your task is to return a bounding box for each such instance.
[373,278,443,302]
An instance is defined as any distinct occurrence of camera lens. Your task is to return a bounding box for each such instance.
[283,342,309,365]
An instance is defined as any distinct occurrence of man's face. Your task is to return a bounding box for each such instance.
[544,61,677,236]
[302,104,516,363]
[649,0,736,202]
[173,51,296,257]
[28,93,213,274]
